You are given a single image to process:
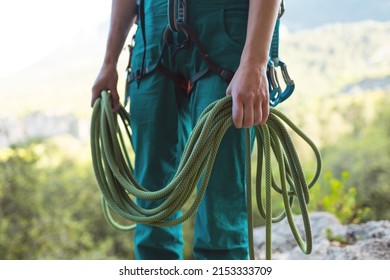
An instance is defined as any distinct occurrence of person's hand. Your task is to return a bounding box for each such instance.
[226,62,270,128]
[91,63,120,111]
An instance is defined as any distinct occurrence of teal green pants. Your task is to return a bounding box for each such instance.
[128,0,250,260]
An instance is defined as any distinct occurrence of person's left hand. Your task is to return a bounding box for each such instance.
[226,62,270,128]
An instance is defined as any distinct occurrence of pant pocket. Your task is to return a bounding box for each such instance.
[218,8,248,51]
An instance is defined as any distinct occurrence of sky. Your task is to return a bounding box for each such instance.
[0,0,111,77]
[1,0,388,78]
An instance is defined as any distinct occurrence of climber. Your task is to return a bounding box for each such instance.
[91,0,281,260]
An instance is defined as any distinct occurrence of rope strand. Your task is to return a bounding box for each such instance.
[90,90,322,259]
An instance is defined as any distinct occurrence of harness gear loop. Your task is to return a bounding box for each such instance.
[268,16,295,107]
[168,0,187,32]
[137,0,147,88]
[124,33,136,107]
[91,91,322,260]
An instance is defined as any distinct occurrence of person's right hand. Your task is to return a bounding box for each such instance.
[91,63,120,111]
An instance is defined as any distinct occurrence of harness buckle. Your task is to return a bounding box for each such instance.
[177,78,192,96]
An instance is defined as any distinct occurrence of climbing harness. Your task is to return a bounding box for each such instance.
[126,0,293,107]
[126,1,234,105]
[91,0,322,260]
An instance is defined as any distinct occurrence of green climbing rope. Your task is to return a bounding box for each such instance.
[90,90,322,260]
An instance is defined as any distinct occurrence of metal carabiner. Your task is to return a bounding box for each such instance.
[278,0,285,19]
[278,61,295,104]
[280,62,294,87]
[267,59,295,107]
[268,62,280,93]
[267,61,281,107]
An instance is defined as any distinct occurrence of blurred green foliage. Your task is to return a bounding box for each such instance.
[1,93,389,259]
[1,21,389,260]
[1,91,389,259]
[308,171,371,224]
[0,141,198,260]
[320,96,390,221]
[0,142,134,260]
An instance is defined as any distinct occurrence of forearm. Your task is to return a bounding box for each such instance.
[103,0,138,67]
[227,0,280,127]
[241,0,280,67]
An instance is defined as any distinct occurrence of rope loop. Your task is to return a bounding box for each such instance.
[90,90,322,259]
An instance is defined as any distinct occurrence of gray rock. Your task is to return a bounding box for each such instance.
[0,112,87,147]
[254,211,390,260]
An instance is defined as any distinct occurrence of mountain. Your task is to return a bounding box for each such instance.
[283,0,390,31]
[0,22,126,119]
[0,2,389,147]
[0,2,389,120]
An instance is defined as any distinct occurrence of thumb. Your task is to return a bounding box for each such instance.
[226,82,232,96]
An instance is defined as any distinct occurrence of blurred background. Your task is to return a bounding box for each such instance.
[0,0,389,259]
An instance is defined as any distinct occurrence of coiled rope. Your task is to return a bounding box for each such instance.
[90,90,321,260]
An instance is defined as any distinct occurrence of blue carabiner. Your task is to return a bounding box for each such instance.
[267,59,295,107]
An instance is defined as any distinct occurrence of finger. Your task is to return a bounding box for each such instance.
[260,96,270,125]
[109,89,120,111]
[91,96,96,108]
[243,105,254,128]
[226,82,232,96]
[232,96,244,128]
[91,86,101,108]
[253,97,262,126]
